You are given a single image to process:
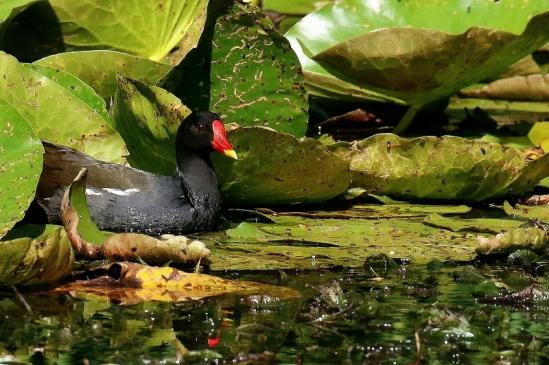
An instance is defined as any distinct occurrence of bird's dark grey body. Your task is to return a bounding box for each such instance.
[37,142,221,236]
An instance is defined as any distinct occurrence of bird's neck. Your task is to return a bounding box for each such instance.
[175,150,220,210]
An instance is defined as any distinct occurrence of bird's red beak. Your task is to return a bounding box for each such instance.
[211,120,238,160]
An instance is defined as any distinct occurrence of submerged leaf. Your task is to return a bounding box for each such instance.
[0,51,127,163]
[0,100,43,238]
[112,76,190,175]
[0,225,74,286]
[49,0,208,61]
[61,169,211,264]
[340,134,549,201]
[54,262,300,304]
[460,74,549,101]
[34,51,172,99]
[212,126,351,205]
[288,0,549,109]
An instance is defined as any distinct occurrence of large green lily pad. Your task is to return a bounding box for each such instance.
[0,100,43,238]
[212,126,351,205]
[339,134,549,201]
[34,51,173,99]
[206,214,479,270]
[112,76,190,175]
[287,0,549,128]
[49,0,208,62]
[170,1,308,137]
[0,225,74,286]
[0,52,127,163]
[503,201,549,224]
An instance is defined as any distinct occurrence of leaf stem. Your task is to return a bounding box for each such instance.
[393,105,420,134]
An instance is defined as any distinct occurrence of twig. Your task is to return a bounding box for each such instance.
[11,285,32,315]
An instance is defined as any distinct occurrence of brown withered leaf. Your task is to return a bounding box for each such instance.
[54,262,300,304]
[61,169,211,265]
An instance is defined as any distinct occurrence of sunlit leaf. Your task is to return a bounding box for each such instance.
[0,51,127,163]
[34,50,173,99]
[338,134,549,201]
[49,0,208,61]
[212,126,351,205]
[0,100,43,238]
[503,201,549,224]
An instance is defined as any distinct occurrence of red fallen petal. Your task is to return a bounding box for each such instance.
[208,336,221,348]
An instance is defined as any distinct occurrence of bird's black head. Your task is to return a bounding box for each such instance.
[176,111,237,159]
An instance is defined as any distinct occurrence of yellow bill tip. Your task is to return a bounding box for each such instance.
[223,149,238,160]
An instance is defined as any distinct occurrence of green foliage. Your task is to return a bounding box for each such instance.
[0,100,43,238]
[35,50,173,99]
[112,76,190,175]
[171,1,308,136]
[286,0,549,130]
[340,134,549,201]
[213,126,351,205]
[49,0,208,61]
[0,51,127,163]
[0,225,74,286]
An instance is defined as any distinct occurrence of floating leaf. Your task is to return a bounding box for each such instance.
[61,169,211,264]
[340,134,549,201]
[262,0,334,15]
[503,201,549,224]
[112,76,190,175]
[424,214,522,234]
[49,0,208,61]
[171,1,308,136]
[206,214,479,270]
[460,74,549,101]
[0,51,126,163]
[212,126,351,205]
[0,100,43,238]
[25,64,111,123]
[477,226,548,255]
[34,51,173,99]
[528,122,549,151]
[54,262,300,304]
[288,0,549,131]
[0,225,74,286]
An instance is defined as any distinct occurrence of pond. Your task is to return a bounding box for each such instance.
[1,261,547,364]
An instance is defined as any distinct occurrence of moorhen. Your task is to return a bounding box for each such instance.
[36,111,237,235]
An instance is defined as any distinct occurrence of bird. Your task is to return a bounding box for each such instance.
[35,111,238,236]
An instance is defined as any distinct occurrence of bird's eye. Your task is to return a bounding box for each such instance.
[196,123,206,131]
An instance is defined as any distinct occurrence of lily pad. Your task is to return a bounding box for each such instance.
[49,0,208,61]
[503,201,549,224]
[25,64,111,123]
[288,0,549,131]
[424,214,523,234]
[54,262,300,304]
[460,74,549,101]
[171,1,308,136]
[207,214,479,270]
[0,51,127,163]
[340,134,549,201]
[528,122,549,151]
[0,100,43,238]
[34,50,173,99]
[112,76,190,175]
[212,126,351,205]
[0,225,74,286]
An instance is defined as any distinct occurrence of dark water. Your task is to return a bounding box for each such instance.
[0,261,548,364]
